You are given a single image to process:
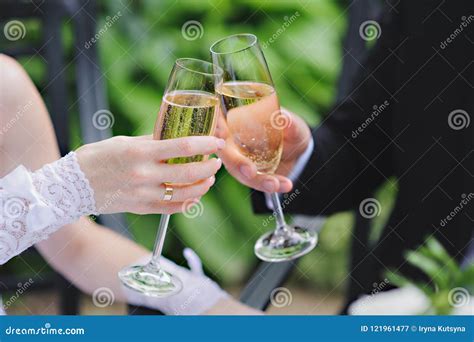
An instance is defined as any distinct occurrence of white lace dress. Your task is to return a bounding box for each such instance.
[0,152,98,264]
[0,152,97,314]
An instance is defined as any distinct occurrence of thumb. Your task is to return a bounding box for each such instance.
[183,248,205,276]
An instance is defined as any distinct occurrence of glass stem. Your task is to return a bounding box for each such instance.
[150,214,171,267]
[270,192,290,236]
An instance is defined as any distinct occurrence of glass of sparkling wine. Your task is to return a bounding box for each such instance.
[211,34,317,262]
[118,58,223,296]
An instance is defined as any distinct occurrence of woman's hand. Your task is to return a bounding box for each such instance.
[76,135,225,214]
[216,108,311,193]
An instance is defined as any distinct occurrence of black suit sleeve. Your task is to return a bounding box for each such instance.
[253,6,402,216]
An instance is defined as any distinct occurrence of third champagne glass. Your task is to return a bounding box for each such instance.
[211,34,317,262]
[119,58,223,296]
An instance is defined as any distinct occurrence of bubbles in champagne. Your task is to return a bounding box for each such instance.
[155,91,218,164]
[217,81,283,174]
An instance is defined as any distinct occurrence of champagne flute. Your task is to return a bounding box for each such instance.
[118,58,223,296]
[211,34,317,262]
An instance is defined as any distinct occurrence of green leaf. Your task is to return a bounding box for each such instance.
[424,237,460,279]
[405,250,449,289]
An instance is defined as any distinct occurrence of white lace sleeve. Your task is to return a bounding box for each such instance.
[0,152,98,264]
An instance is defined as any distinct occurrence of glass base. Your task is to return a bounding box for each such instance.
[254,225,318,262]
[118,262,182,298]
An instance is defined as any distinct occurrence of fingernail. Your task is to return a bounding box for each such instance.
[216,139,226,149]
[240,165,252,179]
[283,179,293,192]
[263,179,276,192]
[215,158,222,167]
[209,176,216,185]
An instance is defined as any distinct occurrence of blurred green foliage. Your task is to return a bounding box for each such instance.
[6,0,397,293]
[387,237,474,314]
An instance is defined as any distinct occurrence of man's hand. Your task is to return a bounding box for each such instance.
[216,108,311,193]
